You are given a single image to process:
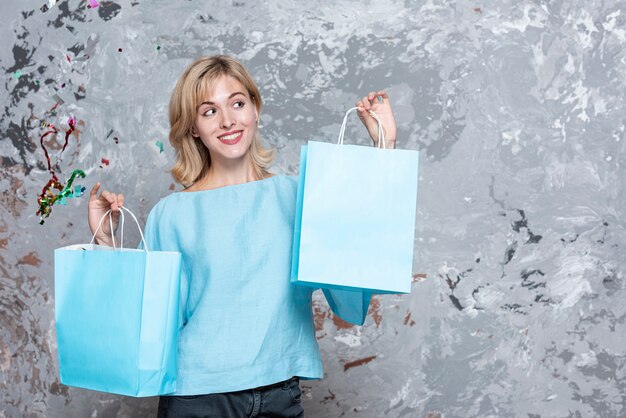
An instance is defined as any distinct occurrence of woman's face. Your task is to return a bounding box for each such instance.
[193,75,259,166]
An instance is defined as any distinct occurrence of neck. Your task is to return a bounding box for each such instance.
[194,155,260,190]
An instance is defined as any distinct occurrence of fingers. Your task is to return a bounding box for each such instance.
[363,94,372,111]
[89,182,101,203]
[96,184,124,212]
[356,95,373,120]
[374,90,389,105]
[356,98,366,118]
[356,91,390,111]
[100,191,117,212]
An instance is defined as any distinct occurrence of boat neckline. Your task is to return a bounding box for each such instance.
[176,174,282,194]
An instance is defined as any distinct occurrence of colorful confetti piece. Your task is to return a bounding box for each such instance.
[88,0,100,8]
[13,71,22,79]
[101,158,110,166]
[156,140,164,153]
[51,93,65,105]
[74,185,86,197]
[36,118,84,224]
[37,170,86,224]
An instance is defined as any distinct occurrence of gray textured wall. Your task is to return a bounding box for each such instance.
[1,0,625,417]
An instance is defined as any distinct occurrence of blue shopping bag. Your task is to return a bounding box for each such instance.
[292,108,419,294]
[54,207,181,397]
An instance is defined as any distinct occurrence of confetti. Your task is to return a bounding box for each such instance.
[14,71,22,79]
[48,94,65,114]
[37,169,86,224]
[88,0,100,8]
[39,117,75,173]
[101,158,110,166]
[55,117,76,169]
[74,185,86,197]
[66,54,72,63]
[39,124,60,174]
[155,140,164,153]
[61,170,86,199]
[118,48,123,52]
[36,119,84,224]
[156,45,161,51]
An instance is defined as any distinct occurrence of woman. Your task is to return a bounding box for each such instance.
[88,55,397,417]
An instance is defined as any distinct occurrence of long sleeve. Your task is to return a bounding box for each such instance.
[322,288,372,326]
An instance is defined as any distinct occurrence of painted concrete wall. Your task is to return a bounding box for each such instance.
[1,0,625,417]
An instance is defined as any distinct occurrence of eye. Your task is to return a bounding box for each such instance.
[202,108,216,116]
[233,100,245,109]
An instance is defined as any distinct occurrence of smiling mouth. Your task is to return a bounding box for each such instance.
[218,131,243,144]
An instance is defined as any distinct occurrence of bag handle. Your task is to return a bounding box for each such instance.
[336,107,387,149]
[89,206,149,251]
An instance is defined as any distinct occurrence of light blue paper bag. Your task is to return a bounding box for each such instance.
[292,108,419,294]
[54,207,181,397]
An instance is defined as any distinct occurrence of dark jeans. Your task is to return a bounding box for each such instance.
[157,377,304,418]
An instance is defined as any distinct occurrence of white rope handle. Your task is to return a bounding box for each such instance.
[119,207,148,251]
[336,107,387,149]
[89,209,116,249]
[89,207,149,251]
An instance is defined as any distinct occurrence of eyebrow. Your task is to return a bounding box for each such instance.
[198,92,246,107]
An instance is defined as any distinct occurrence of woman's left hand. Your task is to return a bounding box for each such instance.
[356,90,397,149]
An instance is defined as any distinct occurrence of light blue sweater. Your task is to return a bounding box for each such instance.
[143,175,371,395]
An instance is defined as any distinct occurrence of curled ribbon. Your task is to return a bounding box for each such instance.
[36,117,85,225]
[37,169,86,225]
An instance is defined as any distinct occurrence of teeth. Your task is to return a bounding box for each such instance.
[220,132,241,141]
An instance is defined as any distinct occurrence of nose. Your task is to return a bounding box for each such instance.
[219,109,235,129]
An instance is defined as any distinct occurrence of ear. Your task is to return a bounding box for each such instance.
[190,126,199,138]
[254,108,259,124]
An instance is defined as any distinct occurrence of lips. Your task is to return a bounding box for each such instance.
[218,130,243,145]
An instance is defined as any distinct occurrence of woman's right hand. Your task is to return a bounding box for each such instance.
[88,182,125,246]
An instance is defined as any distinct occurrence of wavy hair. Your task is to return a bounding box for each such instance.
[168,55,275,186]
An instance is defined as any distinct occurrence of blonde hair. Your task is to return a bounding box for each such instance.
[168,55,275,186]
